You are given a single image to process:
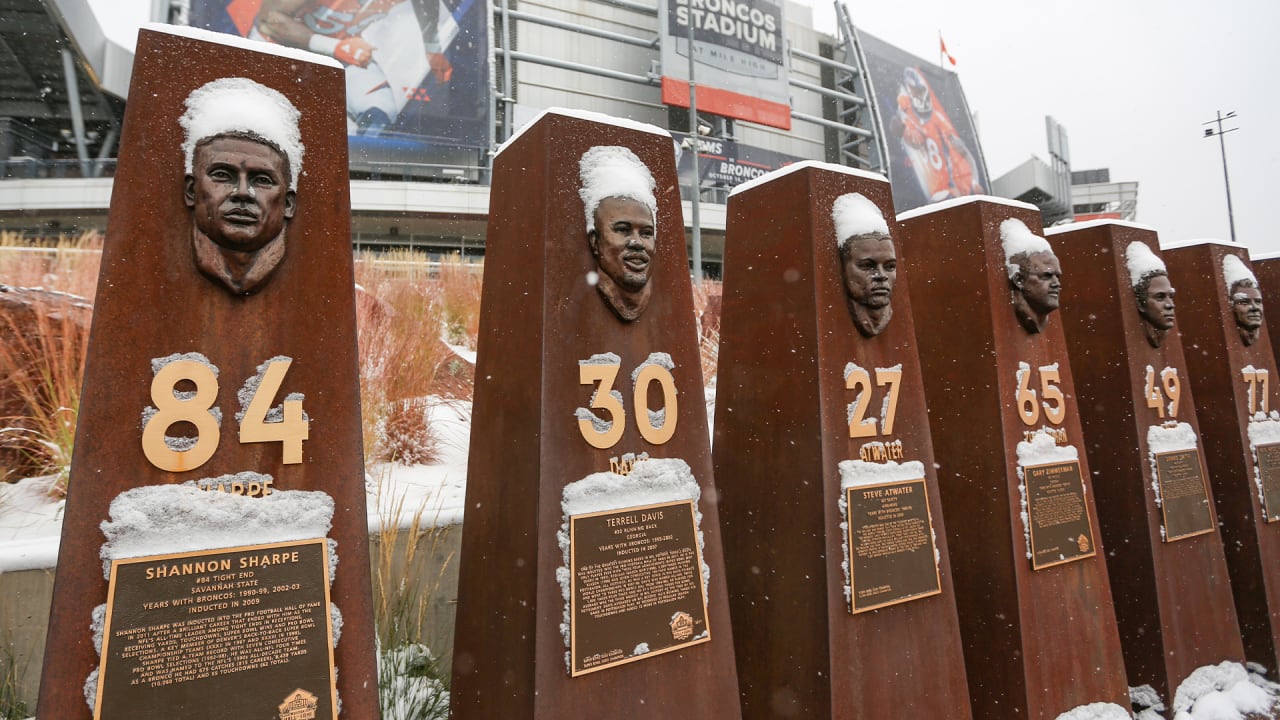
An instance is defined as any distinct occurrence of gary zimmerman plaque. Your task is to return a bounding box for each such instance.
[95,539,335,719]
[1024,459,1096,570]
[569,498,710,676]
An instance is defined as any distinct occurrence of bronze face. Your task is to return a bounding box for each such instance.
[1017,252,1062,315]
[590,197,656,290]
[841,235,897,310]
[185,135,296,253]
[1139,274,1176,330]
[1233,283,1264,332]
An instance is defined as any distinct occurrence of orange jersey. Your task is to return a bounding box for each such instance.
[897,91,982,200]
[298,0,401,39]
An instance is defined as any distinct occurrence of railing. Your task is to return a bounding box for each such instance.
[1,158,118,179]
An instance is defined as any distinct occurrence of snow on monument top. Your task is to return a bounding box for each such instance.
[1000,218,1053,279]
[1124,241,1167,288]
[496,107,669,158]
[1223,253,1258,295]
[180,77,304,190]
[728,160,887,198]
[578,145,658,233]
[896,193,1038,222]
[145,23,342,69]
[832,192,889,248]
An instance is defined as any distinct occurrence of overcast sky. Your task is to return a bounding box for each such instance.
[797,0,1279,255]
[91,0,1276,254]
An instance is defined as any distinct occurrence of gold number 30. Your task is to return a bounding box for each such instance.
[578,356,678,449]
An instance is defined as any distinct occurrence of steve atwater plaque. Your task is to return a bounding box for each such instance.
[94,539,335,719]
[569,500,710,675]
[845,478,942,613]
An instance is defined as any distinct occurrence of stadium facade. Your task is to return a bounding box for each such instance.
[0,0,1000,275]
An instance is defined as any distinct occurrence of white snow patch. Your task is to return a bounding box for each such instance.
[1054,702,1132,720]
[832,193,889,248]
[100,484,333,576]
[365,398,471,531]
[556,458,707,663]
[1171,661,1279,720]
[1001,218,1054,279]
[896,193,1038,222]
[729,159,887,198]
[497,107,669,158]
[1044,218,1158,236]
[0,473,65,573]
[378,643,450,720]
[145,22,342,69]
[180,77,305,190]
[578,145,657,233]
[1159,238,1234,252]
[1125,242,1168,288]
[1130,683,1166,714]
[1223,254,1258,296]
[836,459,927,604]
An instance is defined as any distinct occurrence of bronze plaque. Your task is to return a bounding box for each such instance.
[845,478,942,613]
[1258,443,1280,523]
[1025,461,1097,570]
[569,500,710,676]
[1154,449,1216,540]
[94,539,335,719]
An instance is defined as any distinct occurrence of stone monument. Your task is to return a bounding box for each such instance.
[36,26,376,719]
[897,197,1130,718]
[714,162,972,718]
[449,109,741,718]
[1164,240,1280,674]
[1048,221,1244,704]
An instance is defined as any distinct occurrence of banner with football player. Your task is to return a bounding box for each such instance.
[671,131,802,192]
[858,30,989,214]
[190,0,491,158]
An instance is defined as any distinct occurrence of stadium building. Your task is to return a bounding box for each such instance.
[0,0,997,275]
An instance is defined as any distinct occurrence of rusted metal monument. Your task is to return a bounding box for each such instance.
[1165,241,1280,674]
[37,26,376,719]
[1049,221,1244,704]
[450,109,741,718]
[713,162,972,718]
[897,197,1130,718]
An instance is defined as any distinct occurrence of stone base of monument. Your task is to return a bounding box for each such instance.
[1164,241,1280,674]
[714,163,972,718]
[1048,221,1244,702]
[898,197,1130,718]
[450,110,741,718]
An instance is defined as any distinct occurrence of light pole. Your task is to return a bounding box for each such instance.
[686,13,703,280]
[1202,110,1239,243]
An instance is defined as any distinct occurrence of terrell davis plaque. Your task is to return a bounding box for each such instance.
[846,478,942,613]
[1257,442,1280,523]
[569,500,710,676]
[1154,449,1215,540]
[1025,461,1097,570]
[95,539,335,719]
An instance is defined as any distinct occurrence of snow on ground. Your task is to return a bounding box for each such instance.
[0,397,473,576]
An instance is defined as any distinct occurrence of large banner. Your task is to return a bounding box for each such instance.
[659,0,791,130]
[191,0,491,162]
[671,131,802,191]
[858,31,989,214]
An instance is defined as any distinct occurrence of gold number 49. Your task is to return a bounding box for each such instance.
[1144,366,1182,419]
[578,356,678,449]
[142,357,308,472]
